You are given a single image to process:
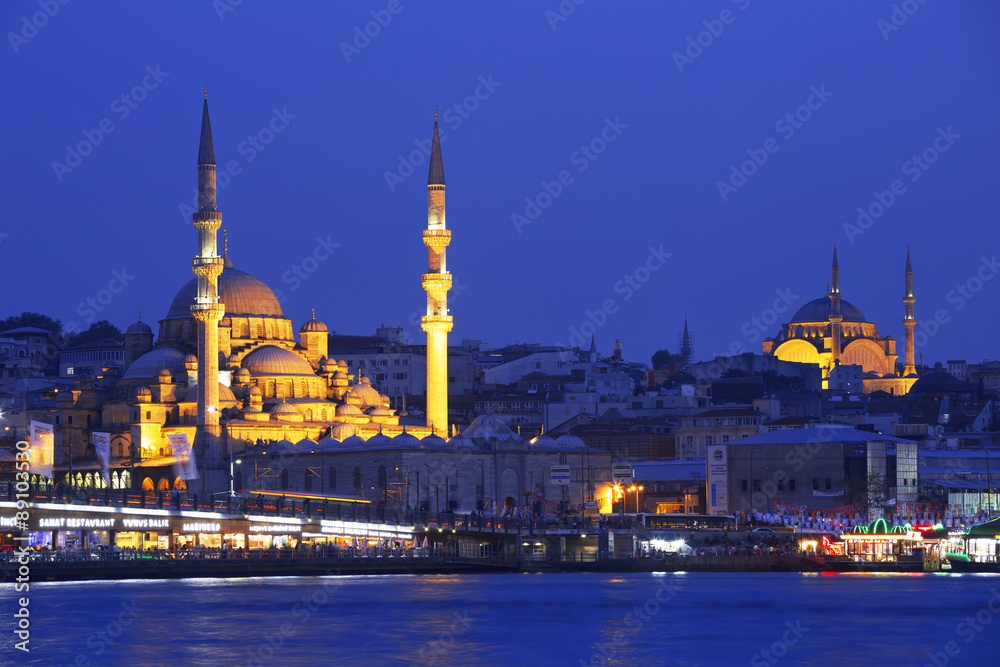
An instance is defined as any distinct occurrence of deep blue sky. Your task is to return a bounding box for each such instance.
[2,1,998,367]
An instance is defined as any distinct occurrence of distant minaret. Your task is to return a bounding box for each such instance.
[680,316,693,365]
[421,111,452,433]
[829,244,842,366]
[191,88,225,469]
[903,247,916,376]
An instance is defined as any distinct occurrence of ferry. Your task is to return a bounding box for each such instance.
[823,519,949,572]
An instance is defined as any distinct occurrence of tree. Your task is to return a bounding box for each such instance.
[67,320,123,348]
[651,348,686,372]
[0,312,62,334]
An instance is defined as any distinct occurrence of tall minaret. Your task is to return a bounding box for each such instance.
[421,111,452,434]
[191,88,225,471]
[829,244,843,366]
[902,247,916,376]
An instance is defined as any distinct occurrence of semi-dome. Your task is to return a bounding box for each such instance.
[789,296,867,324]
[464,414,521,443]
[125,319,152,335]
[165,266,284,319]
[242,345,315,377]
[123,347,187,379]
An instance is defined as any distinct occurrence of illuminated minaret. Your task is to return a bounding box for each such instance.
[902,247,916,376]
[421,111,452,433]
[829,244,843,368]
[191,88,225,468]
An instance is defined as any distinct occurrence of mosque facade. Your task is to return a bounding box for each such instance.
[762,247,919,395]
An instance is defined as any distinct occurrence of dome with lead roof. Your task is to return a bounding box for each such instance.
[165,266,284,319]
[241,345,315,377]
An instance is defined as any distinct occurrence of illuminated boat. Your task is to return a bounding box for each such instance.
[824,519,940,572]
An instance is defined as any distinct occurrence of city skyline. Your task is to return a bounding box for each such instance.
[3,2,998,367]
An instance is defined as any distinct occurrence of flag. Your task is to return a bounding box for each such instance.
[93,432,111,486]
[167,433,199,480]
[29,421,54,479]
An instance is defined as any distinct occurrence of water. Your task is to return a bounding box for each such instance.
[3,572,999,666]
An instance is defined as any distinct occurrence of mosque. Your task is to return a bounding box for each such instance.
[48,94,452,494]
[762,246,919,394]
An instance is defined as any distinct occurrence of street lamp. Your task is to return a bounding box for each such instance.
[629,484,644,514]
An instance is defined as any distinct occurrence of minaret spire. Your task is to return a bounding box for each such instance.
[422,110,452,433]
[828,245,843,383]
[831,243,840,294]
[191,90,225,488]
[903,246,916,376]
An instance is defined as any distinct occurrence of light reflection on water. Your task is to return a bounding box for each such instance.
[1,572,998,666]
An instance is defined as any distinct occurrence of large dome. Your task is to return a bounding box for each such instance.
[789,296,867,324]
[122,347,187,379]
[242,345,315,376]
[164,267,284,319]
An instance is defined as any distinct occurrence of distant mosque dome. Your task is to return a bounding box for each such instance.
[464,414,522,445]
[340,435,366,449]
[123,347,187,380]
[330,423,359,440]
[364,431,394,448]
[299,316,328,333]
[421,432,447,448]
[241,345,315,377]
[336,404,364,417]
[790,296,868,324]
[392,430,422,448]
[165,266,285,319]
[530,433,557,448]
[126,319,152,335]
[270,402,302,421]
[447,433,478,450]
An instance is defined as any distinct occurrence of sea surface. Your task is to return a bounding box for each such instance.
[2,572,999,666]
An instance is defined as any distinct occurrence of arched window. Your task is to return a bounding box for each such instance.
[329,467,337,490]
[174,478,187,492]
[157,478,170,492]
[280,469,289,490]
[240,322,249,338]
[306,410,313,422]
[141,477,154,491]
[300,381,308,397]
[256,324,263,338]
[353,466,362,490]
[116,443,124,457]
[84,473,93,488]
[111,471,120,490]
[305,470,313,492]
[121,471,131,489]
[378,465,386,489]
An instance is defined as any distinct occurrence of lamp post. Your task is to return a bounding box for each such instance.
[628,484,644,514]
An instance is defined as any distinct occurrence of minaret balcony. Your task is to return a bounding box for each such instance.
[193,212,223,229]
[421,273,452,293]
[421,315,453,333]
[192,257,225,279]
[423,229,451,248]
[191,303,225,322]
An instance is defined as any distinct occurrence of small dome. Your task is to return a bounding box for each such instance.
[364,431,394,448]
[555,434,587,449]
[123,347,186,380]
[531,434,558,448]
[322,358,339,371]
[464,414,521,444]
[447,433,478,450]
[300,317,328,333]
[273,439,294,453]
[392,430,422,448]
[56,391,74,403]
[248,385,262,396]
[369,407,394,417]
[316,436,340,452]
[293,438,318,452]
[126,319,152,335]
[135,386,152,397]
[333,371,349,380]
[340,434,366,449]
[184,354,198,364]
[336,404,364,417]
[330,423,359,440]
[158,369,173,382]
[235,368,251,380]
[270,402,300,416]
[346,381,383,407]
[183,383,238,404]
[227,353,241,364]
[421,433,448,448]
[242,345,315,377]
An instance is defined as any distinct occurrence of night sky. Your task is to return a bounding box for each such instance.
[3,1,998,368]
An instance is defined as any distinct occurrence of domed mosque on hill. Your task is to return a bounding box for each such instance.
[762,246,919,394]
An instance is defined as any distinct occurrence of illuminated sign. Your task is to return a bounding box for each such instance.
[318,520,413,539]
[182,523,221,533]
[249,524,301,533]
[121,519,170,529]
[38,517,116,529]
